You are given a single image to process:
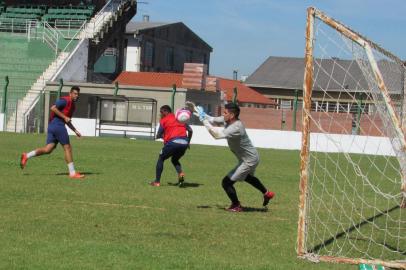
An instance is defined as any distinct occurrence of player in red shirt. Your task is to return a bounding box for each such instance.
[150,105,193,187]
[20,86,84,179]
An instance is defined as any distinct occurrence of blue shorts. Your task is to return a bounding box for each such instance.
[160,141,188,160]
[46,124,70,145]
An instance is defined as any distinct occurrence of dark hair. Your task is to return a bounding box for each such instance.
[70,86,80,93]
[225,102,240,119]
[160,105,172,113]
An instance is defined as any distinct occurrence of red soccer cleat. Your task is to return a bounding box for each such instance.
[226,203,243,212]
[263,191,275,206]
[150,181,160,187]
[20,153,28,169]
[69,172,85,179]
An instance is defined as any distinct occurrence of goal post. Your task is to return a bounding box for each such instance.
[298,7,406,269]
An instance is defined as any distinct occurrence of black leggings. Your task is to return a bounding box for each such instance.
[221,174,267,205]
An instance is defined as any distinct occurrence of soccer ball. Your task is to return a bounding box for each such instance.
[175,108,191,123]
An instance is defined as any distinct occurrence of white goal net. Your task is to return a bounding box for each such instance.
[298,7,406,269]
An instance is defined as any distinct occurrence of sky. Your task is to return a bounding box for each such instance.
[134,0,406,79]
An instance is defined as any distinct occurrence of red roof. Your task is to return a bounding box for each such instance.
[115,71,273,105]
[115,71,183,88]
[216,77,273,105]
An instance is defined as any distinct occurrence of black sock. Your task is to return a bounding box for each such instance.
[222,176,239,205]
[245,175,267,194]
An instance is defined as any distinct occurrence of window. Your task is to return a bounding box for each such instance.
[144,41,154,68]
[159,27,169,40]
[165,47,174,71]
[280,99,292,110]
[317,102,327,112]
[186,50,193,63]
[338,102,349,113]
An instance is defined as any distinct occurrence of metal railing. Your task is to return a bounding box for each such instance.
[43,22,59,56]
[0,18,35,33]
[82,0,129,40]
[54,19,87,39]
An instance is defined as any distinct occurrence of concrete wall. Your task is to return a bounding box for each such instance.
[125,38,141,72]
[238,107,385,136]
[66,117,395,156]
[0,113,4,131]
[53,39,89,82]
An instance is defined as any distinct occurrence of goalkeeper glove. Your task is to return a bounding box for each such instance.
[194,106,207,121]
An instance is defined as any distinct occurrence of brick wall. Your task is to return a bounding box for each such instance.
[232,107,385,136]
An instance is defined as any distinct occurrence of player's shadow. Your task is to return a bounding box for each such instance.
[167,182,203,188]
[197,205,268,213]
[55,172,100,176]
[241,206,268,213]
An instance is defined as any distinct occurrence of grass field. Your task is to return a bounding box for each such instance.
[0,132,355,269]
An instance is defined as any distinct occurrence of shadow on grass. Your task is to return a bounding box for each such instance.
[22,172,100,176]
[55,172,101,176]
[310,204,405,254]
[167,182,203,188]
[197,205,268,213]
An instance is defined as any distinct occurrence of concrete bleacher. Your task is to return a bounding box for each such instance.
[0,32,54,106]
[0,4,95,27]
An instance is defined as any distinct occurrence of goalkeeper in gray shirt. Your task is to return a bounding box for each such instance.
[194,102,275,212]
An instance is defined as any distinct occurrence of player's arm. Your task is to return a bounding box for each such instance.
[185,101,224,126]
[202,119,227,139]
[66,121,81,137]
[185,123,193,147]
[208,116,225,126]
[51,99,81,137]
[156,125,164,140]
[50,102,70,123]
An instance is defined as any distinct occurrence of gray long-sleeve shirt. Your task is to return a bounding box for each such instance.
[210,116,259,166]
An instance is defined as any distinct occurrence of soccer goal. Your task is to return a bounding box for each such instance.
[298,7,406,269]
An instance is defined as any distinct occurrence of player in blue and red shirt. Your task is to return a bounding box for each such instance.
[150,105,193,187]
[20,86,84,179]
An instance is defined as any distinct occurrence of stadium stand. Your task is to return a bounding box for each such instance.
[0,1,5,13]
[0,0,137,132]
[0,3,94,30]
[0,32,55,129]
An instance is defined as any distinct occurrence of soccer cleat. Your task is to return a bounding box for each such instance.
[263,191,275,206]
[20,153,28,169]
[177,172,185,186]
[69,172,85,179]
[150,181,161,187]
[226,203,243,212]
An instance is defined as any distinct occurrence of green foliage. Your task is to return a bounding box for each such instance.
[0,133,351,269]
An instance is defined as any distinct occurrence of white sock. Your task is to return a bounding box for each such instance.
[68,162,76,176]
[27,151,36,159]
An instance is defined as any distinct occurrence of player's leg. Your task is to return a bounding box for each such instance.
[20,143,56,169]
[223,162,255,212]
[62,143,84,179]
[222,175,242,212]
[56,126,84,179]
[244,174,267,193]
[20,127,58,169]
[151,144,173,186]
[241,160,275,206]
[170,144,187,185]
[245,174,275,206]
